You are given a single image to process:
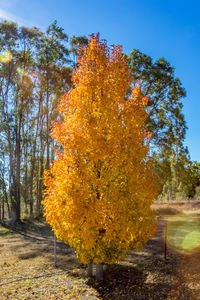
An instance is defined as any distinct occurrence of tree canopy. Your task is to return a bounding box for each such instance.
[128,49,186,154]
[43,34,158,266]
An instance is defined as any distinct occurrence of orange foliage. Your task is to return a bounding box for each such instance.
[42,34,158,264]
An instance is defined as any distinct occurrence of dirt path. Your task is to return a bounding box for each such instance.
[0,218,199,299]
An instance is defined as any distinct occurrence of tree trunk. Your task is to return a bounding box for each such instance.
[96,263,103,281]
[4,191,9,219]
[2,196,4,220]
[23,138,29,217]
[29,147,34,219]
[7,126,16,221]
[46,71,50,170]
[36,156,40,213]
[0,167,10,218]
[168,185,173,201]
[35,92,42,215]
[0,198,1,221]
[87,262,93,277]
[38,130,44,207]
[15,113,22,221]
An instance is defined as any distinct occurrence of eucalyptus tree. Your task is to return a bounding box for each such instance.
[69,35,88,67]
[128,49,186,154]
[36,20,70,171]
[128,50,187,200]
[0,20,71,221]
[0,21,38,220]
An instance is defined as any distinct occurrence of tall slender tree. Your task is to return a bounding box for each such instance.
[69,35,88,67]
[43,35,158,280]
[128,50,187,199]
[0,20,71,221]
[128,49,186,153]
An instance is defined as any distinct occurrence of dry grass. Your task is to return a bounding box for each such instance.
[152,200,200,216]
[0,208,200,299]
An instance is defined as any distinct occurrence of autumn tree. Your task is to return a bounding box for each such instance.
[43,35,158,280]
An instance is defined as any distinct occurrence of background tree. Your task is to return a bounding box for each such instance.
[69,35,88,67]
[43,35,158,280]
[128,49,186,152]
[0,21,38,221]
[37,20,70,171]
[0,20,71,221]
[128,49,187,200]
[33,20,71,216]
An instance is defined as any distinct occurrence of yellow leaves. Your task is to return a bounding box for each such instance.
[42,34,158,265]
[142,96,149,105]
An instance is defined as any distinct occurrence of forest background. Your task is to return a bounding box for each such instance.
[0,20,200,222]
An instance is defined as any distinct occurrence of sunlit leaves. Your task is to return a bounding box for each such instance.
[43,34,158,265]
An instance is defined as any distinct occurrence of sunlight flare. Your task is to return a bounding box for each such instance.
[167,213,200,253]
[0,50,12,63]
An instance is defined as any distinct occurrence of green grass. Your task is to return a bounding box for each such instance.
[0,224,12,236]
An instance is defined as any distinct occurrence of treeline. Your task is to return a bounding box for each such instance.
[0,20,199,222]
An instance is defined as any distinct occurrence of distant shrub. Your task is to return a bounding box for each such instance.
[154,207,180,216]
[195,186,200,199]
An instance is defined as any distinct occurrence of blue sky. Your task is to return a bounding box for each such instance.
[0,0,200,161]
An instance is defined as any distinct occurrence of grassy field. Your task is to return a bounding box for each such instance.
[0,203,200,299]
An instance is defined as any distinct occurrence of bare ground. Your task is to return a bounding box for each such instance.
[0,212,200,299]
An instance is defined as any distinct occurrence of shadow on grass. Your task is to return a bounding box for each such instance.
[0,270,65,287]
[1,220,54,241]
[19,252,42,260]
[51,251,83,271]
[64,254,194,300]
[154,207,180,216]
[64,220,195,299]
[10,236,74,262]
[67,263,170,300]
[87,264,147,300]
[0,226,13,236]
[0,218,198,299]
